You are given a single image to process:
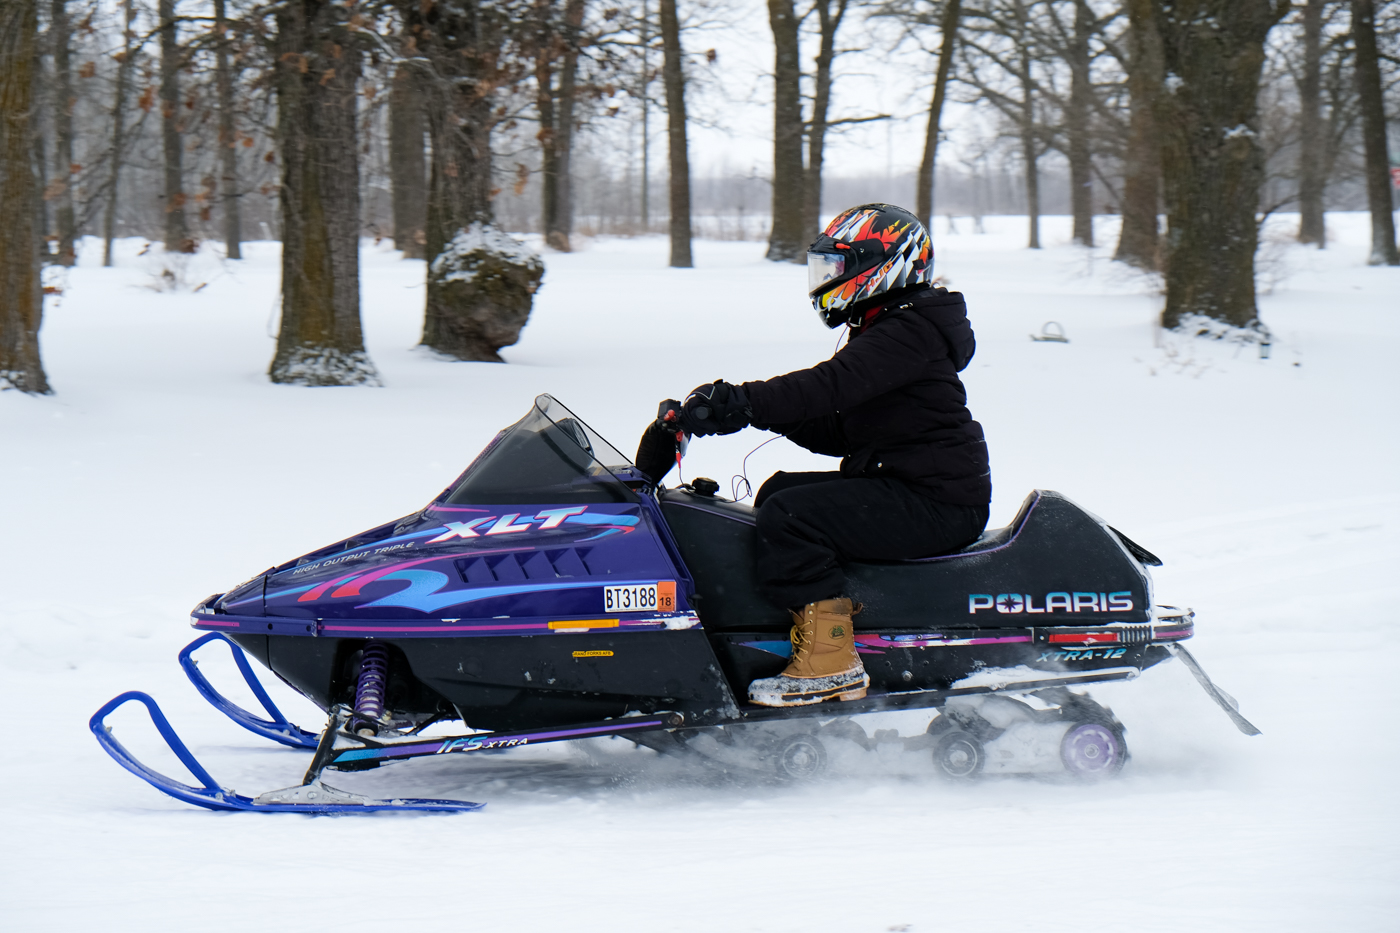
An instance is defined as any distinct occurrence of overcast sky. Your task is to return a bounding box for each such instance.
[593,0,975,181]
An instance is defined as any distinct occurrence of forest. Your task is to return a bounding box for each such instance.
[1,0,1397,393]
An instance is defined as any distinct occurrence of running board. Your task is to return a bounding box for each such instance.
[1165,644,1262,736]
[303,706,681,779]
[734,667,1144,722]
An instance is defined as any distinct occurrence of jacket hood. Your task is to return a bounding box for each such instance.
[904,288,976,372]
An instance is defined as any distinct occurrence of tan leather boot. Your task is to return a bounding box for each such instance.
[748,598,869,707]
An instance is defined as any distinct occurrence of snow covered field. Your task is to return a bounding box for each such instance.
[2,214,1397,932]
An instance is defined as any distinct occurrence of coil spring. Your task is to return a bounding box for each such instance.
[351,642,390,736]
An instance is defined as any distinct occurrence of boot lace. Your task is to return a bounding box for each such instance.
[789,623,810,666]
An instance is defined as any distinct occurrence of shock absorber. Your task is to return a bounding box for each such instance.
[351,642,390,737]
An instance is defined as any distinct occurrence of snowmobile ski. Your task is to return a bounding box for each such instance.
[89,691,482,813]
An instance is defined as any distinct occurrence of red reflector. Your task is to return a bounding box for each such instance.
[1048,632,1118,644]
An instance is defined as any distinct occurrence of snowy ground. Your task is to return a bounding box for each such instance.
[2,214,1397,932]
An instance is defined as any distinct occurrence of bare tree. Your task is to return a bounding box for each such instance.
[1065,0,1093,245]
[915,0,960,233]
[414,0,544,362]
[1351,0,1398,265]
[659,0,693,266]
[268,0,379,385]
[1155,0,1288,330]
[533,0,587,251]
[102,0,137,267]
[158,0,191,252]
[766,0,804,261]
[959,1,1047,248]
[50,0,75,265]
[640,0,652,228]
[389,62,426,259]
[802,0,848,244]
[1115,0,1162,268]
[1024,0,1125,248]
[1,0,50,394]
[1296,0,1328,245]
[1016,13,1041,249]
[213,0,241,258]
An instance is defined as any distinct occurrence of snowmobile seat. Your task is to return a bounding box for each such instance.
[659,488,1151,632]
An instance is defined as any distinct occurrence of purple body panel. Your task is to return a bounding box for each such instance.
[198,496,700,639]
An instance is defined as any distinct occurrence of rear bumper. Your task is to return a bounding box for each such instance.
[1027,605,1193,648]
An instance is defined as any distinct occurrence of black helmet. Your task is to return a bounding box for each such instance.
[807,203,934,328]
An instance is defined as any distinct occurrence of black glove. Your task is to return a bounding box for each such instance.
[634,420,678,484]
[680,380,751,437]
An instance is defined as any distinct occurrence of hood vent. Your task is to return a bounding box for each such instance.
[455,548,595,584]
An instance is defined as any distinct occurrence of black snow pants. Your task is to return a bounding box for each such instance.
[754,471,990,611]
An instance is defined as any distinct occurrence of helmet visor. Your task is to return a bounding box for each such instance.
[807,251,847,295]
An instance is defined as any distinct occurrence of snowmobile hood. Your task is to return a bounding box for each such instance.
[209,396,696,633]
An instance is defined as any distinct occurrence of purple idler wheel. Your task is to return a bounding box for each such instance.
[1060,723,1126,778]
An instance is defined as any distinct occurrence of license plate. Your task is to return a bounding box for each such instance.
[603,581,676,612]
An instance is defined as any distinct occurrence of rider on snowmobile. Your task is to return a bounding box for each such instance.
[637,202,991,708]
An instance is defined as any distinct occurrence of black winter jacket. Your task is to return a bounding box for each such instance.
[741,286,991,506]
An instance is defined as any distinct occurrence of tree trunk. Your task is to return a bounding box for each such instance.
[103,0,135,267]
[32,48,47,249]
[916,0,960,234]
[1156,0,1286,330]
[1115,0,1162,268]
[1067,0,1093,247]
[640,0,650,230]
[417,0,543,361]
[1019,42,1040,249]
[1296,0,1326,246]
[548,0,585,251]
[766,0,804,262]
[803,0,848,245]
[269,0,379,386]
[158,0,190,253]
[535,20,560,246]
[389,65,426,259]
[1351,0,1399,265]
[0,0,50,394]
[49,0,75,265]
[213,0,241,259]
[660,0,693,267]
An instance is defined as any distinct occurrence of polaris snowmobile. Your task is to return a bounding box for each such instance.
[92,395,1258,813]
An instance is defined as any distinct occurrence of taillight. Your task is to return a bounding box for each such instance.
[1047,631,1119,644]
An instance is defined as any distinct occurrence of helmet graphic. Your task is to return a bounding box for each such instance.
[807,203,934,328]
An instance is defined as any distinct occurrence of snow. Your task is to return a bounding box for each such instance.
[2,214,1398,932]
[430,221,543,284]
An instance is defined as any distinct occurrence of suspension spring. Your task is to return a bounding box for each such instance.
[351,642,390,737]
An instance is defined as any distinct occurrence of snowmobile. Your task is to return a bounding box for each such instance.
[92,394,1259,813]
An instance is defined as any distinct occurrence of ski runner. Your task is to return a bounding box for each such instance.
[637,203,992,707]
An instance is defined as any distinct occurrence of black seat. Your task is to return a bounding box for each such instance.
[660,488,1150,631]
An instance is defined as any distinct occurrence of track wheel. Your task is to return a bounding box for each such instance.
[1060,722,1127,779]
[773,733,828,781]
[932,731,984,780]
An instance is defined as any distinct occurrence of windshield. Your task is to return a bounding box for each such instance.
[441,395,639,505]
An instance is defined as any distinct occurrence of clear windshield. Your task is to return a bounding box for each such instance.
[441,395,639,505]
